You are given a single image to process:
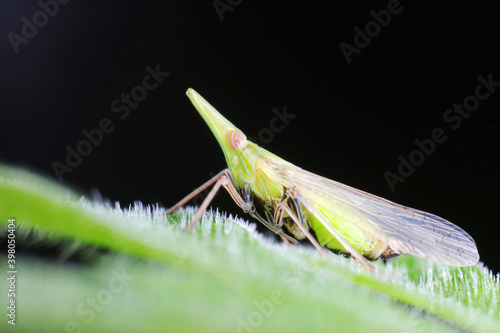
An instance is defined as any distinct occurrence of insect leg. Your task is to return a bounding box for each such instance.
[264,210,294,245]
[202,175,297,243]
[184,170,228,232]
[168,168,241,232]
[168,168,297,242]
[275,202,327,256]
[167,169,229,216]
[247,209,298,244]
[289,187,375,273]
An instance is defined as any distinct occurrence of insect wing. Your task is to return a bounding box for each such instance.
[263,159,479,266]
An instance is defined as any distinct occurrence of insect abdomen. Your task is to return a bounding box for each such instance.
[307,208,391,261]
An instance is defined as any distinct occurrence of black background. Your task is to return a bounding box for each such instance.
[1,1,499,272]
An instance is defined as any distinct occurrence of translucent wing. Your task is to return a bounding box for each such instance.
[263,159,479,266]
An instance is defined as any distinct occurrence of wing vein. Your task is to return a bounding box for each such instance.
[264,160,479,266]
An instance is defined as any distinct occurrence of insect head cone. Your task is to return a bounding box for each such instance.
[186,88,247,158]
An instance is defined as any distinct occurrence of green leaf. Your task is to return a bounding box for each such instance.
[1,164,499,333]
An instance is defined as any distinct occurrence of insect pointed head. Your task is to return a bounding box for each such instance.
[186,88,287,200]
[185,88,251,178]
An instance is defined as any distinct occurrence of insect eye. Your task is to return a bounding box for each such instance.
[227,130,246,151]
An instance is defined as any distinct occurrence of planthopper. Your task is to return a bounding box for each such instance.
[167,88,479,272]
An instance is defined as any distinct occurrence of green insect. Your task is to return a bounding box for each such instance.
[167,88,479,271]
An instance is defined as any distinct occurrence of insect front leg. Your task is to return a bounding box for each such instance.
[167,168,296,243]
[167,169,231,232]
[167,168,259,232]
[287,187,376,273]
[167,169,229,216]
